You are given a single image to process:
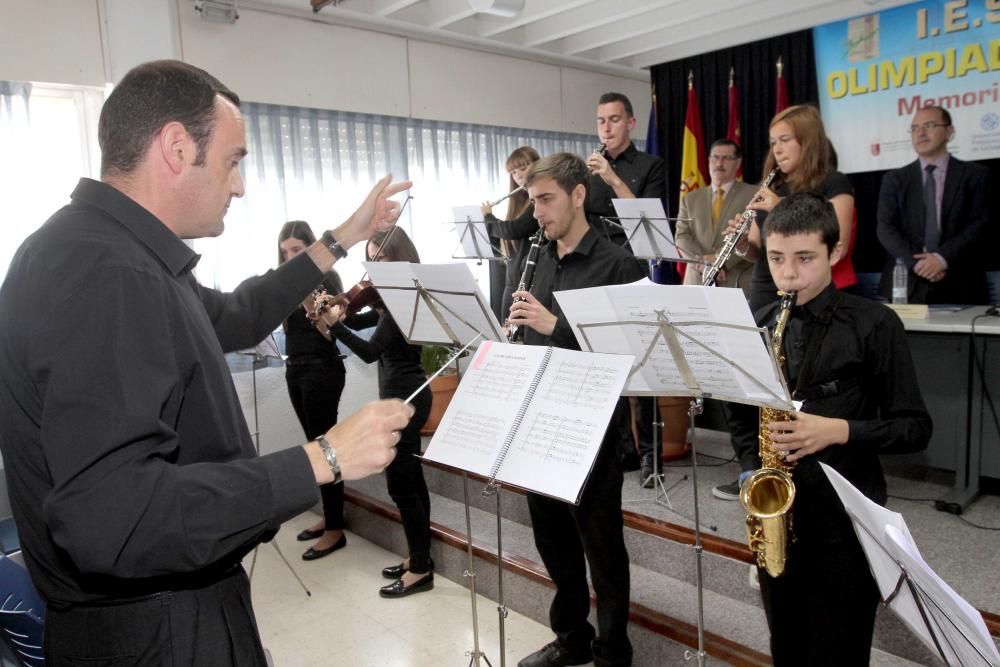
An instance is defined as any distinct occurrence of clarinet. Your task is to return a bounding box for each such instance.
[507,228,545,342]
[702,169,779,287]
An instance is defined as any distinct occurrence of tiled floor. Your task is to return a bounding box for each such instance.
[245,513,567,667]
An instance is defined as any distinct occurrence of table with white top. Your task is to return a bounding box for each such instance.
[896,305,1000,513]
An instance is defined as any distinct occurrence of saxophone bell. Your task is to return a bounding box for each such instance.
[740,289,798,578]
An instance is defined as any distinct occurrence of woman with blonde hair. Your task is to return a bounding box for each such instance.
[482,146,542,319]
[734,104,857,312]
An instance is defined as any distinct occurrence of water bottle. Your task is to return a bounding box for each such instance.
[892,258,908,304]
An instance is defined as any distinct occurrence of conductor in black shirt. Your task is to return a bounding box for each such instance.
[585,92,666,486]
[509,153,642,667]
[0,60,413,665]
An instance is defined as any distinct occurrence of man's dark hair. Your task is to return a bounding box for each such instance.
[762,191,840,254]
[524,152,589,196]
[98,60,240,178]
[924,104,952,126]
[598,92,633,118]
[709,138,742,160]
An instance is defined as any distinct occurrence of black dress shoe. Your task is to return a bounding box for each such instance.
[517,640,592,667]
[379,572,434,598]
[296,527,324,541]
[301,534,347,561]
[381,557,434,579]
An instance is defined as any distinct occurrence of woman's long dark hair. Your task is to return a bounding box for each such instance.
[367,227,421,264]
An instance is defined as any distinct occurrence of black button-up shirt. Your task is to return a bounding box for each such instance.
[0,179,323,605]
[523,227,645,349]
[585,142,666,247]
[729,283,931,544]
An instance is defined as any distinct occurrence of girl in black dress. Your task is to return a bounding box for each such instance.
[277,221,348,561]
[319,227,434,598]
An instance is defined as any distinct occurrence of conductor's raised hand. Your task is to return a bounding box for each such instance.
[311,400,414,483]
[335,175,413,250]
[509,290,557,337]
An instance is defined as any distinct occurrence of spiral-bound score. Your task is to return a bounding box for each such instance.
[423,341,633,504]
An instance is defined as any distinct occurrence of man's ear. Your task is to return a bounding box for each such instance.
[158,121,192,175]
[829,241,844,266]
[626,115,637,133]
[572,183,586,207]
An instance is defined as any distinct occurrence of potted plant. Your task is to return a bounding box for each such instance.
[419,344,459,435]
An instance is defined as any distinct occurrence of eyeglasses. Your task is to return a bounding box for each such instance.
[909,121,949,134]
[708,155,739,162]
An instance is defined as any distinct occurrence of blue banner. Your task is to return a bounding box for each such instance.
[814,0,1000,173]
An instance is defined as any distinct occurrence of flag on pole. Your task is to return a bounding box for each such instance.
[775,56,789,114]
[679,71,708,201]
[726,67,743,180]
[646,83,660,157]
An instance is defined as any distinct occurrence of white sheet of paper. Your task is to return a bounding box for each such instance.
[883,524,1000,666]
[423,341,634,503]
[363,261,505,345]
[611,198,678,259]
[555,284,790,409]
[451,205,494,259]
[821,463,1000,665]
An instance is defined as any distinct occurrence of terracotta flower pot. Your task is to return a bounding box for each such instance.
[419,372,459,436]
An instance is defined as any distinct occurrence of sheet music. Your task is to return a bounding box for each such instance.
[423,342,634,503]
[884,525,1000,666]
[821,464,1000,666]
[363,261,505,345]
[555,283,790,409]
[611,198,679,260]
[451,205,495,259]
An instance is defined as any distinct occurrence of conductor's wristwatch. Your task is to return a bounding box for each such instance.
[316,435,343,484]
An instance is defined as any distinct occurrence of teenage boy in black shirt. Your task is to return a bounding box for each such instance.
[729,192,931,665]
[509,153,642,667]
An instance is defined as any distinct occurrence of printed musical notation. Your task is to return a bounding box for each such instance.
[422,343,633,503]
[513,411,595,466]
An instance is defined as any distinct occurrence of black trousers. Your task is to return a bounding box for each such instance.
[385,387,433,573]
[759,533,880,666]
[45,567,266,666]
[526,437,632,667]
[634,396,656,460]
[286,359,346,531]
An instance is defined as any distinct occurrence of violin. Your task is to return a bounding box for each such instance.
[308,194,413,326]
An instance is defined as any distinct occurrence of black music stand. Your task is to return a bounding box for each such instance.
[449,207,504,265]
[558,285,791,666]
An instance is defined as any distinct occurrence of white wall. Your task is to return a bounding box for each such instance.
[0,0,649,139]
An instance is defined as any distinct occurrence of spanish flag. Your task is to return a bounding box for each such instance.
[679,71,707,202]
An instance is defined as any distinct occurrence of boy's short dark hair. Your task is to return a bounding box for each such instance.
[598,92,634,118]
[762,191,840,253]
[524,152,588,196]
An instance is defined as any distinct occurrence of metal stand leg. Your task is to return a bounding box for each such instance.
[462,472,494,667]
[683,399,707,665]
[246,356,311,596]
[624,398,680,509]
[494,488,508,667]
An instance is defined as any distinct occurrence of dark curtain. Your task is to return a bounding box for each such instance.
[649,30,1000,274]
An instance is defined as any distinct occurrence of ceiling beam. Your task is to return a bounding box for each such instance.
[520,0,676,48]
[373,0,423,17]
[627,0,917,68]
[424,0,476,28]
[477,0,598,38]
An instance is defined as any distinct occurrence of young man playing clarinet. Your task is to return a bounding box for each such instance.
[728,192,931,665]
[509,153,642,667]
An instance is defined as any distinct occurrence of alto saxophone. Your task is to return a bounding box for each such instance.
[739,290,797,578]
[701,169,778,287]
